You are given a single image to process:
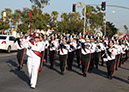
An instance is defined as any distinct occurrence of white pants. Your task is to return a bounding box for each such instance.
[27,57,40,87]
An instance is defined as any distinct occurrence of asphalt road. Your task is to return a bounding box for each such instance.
[0,53,129,92]
[0,50,17,57]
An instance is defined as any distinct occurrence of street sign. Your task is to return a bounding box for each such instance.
[77,2,83,8]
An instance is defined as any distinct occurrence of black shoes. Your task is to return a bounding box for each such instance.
[107,75,112,80]
[61,71,64,75]
[68,68,72,71]
[17,66,21,71]
[96,66,98,69]
[78,65,80,68]
[83,73,87,77]
[50,65,53,69]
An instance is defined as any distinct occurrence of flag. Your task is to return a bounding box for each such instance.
[30,12,32,17]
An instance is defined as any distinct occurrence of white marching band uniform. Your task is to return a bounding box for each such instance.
[23,40,43,88]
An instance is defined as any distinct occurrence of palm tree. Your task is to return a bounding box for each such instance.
[51,11,59,22]
[124,25,129,34]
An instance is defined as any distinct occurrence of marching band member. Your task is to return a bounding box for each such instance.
[113,40,122,70]
[43,35,49,63]
[89,36,96,72]
[76,36,81,68]
[81,35,91,77]
[124,39,129,61]
[67,35,76,71]
[121,40,126,64]
[49,34,58,69]
[101,36,106,66]
[58,37,69,75]
[39,35,45,72]
[15,33,26,70]
[79,33,85,43]
[23,33,43,89]
[95,37,103,69]
[106,40,117,79]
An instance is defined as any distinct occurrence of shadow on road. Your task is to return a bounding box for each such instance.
[92,68,107,78]
[0,50,17,53]
[72,69,83,76]
[120,66,129,71]
[44,63,62,75]
[6,60,18,68]
[10,69,30,86]
[7,60,30,86]
[6,59,27,68]
[43,60,84,76]
[92,67,129,85]
[113,76,129,84]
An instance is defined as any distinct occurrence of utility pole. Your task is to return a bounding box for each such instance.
[83,0,87,35]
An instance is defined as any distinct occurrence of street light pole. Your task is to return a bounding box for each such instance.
[83,0,87,35]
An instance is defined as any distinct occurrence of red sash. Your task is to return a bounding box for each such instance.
[29,40,41,57]
[32,50,41,57]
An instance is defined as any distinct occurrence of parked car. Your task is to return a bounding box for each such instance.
[0,35,17,53]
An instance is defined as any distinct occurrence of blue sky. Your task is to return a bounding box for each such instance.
[0,0,129,34]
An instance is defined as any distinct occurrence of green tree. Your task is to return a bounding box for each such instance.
[11,9,22,27]
[124,25,129,34]
[82,5,104,34]
[58,12,83,34]
[0,8,12,33]
[30,0,50,9]
[101,21,118,37]
[17,24,29,33]
[50,11,59,31]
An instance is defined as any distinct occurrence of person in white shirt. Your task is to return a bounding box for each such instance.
[124,39,129,61]
[23,33,43,89]
[81,35,91,77]
[106,40,117,79]
[43,35,49,63]
[15,34,25,70]
[89,36,96,72]
[67,35,76,71]
[39,35,45,72]
[59,37,69,75]
[95,37,103,69]
[75,36,81,68]
[113,40,122,70]
[49,34,58,69]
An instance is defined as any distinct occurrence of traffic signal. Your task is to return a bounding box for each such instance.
[72,4,76,12]
[101,2,106,11]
